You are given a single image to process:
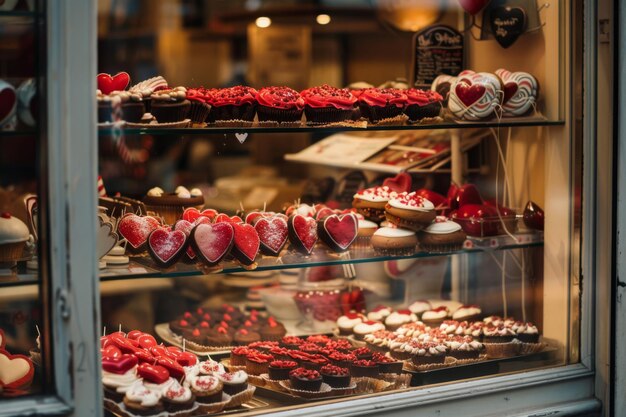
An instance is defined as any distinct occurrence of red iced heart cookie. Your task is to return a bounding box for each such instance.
[118,214,160,250]
[0,350,34,390]
[137,363,170,384]
[147,228,187,267]
[136,333,157,349]
[383,173,412,193]
[318,213,358,252]
[0,82,17,126]
[102,353,137,374]
[191,222,234,266]
[288,214,318,255]
[182,207,217,223]
[455,82,486,107]
[214,213,243,224]
[503,82,518,104]
[245,211,266,225]
[97,72,130,95]
[156,356,185,380]
[314,207,336,221]
[255,216,288,256]
[101,345,122,359]
[231,223,260,266]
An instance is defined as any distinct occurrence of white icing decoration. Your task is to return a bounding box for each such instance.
[353,186,401,203]
[408,301,431,315]
[175,186,189,195]
[147,187,164,197]
[422,309,449,320]
[177,190,191,199]
[452,305,481,320]
[102,367,139,390]
[190,188,203,197]
[125,380,160,407]
[162,378,192,403]
[388,192,434,212]
[216,370,248,385]
[385,311,417,326]
[373,227,415,238]
[0,214,30,243]
[189,375,220,392]
[337,315,364,329]
[353,322,385,334]
[424,219,462,234]
[358,219,379,229]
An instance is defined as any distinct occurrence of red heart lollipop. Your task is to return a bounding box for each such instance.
[174,218,211,260]
[134,348,155,365]
[101,345,122,359]
[147,228,187,267]
[137,334,158,349]
[126,330,144,341]
[97,72,130,94]
[457,0,491,15]
[288,214,318,255]
[102,353,137,374]
[231,223,260,266]
[182,207,217,223]
[214,213,243,224]
[191,222,234,266]
[118,214,160,250]
[318,213,357,252]
[137,363,170,384]
[255,216,288,256]
[176,351,197,367]
[382,173,412,193]
[156,356,184,380]
[454,82,487,107]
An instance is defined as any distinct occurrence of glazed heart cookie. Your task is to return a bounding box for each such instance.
[0,350,34,391]
[448,71,502,120]
[117,214,160,251]
[254,216,288,256]
[174,217,211,260]
[97,72,130,95]
[288,214,318,255]
[495,69,538,117]
[231,223,260,266]
[182,207,217,223]
[191,222,234,266]
[317,213,358,252]
[0,79,17,128]
[147,228,188,267]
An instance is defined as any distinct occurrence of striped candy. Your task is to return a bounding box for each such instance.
[448,71,502,121]
[495,69,538,117]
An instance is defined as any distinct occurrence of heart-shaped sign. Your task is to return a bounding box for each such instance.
[235,132,248,144]
[383,173,412,193]
[97,218,118,259]
[318,213,358,252]
[97,72,130,95]
[214,213,243,224]
[0,80,17,127]
[182,207,217,223]
[0,350,34,390]
[147,228,187,267]
[457,0,491,15]
[137,363,170,384]
[174,218,211,260]
[191,222,234,266]
[117,214,160,250]
[255,216,288,256]
[288,214,318,255]
[231,223,260,266]
[489,6,527,49]
[102,353,138,374]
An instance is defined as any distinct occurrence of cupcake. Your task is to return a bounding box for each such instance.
[465,322,484,341]
[408,300,431,318]
[245,352,274,375]
[384,310,417,331]
[0,213,29,262]
[352,321,386,341]
[280,336,304,350]
[445,335,484,360]
[188,375,223,404]
[352,346,374,360]
[256,86,304,125]
[301,353,329,371]
[482,325,520,358]
[123,379,164,415]
[371,227,417,256]
[102,354,140,402]
[355,216,379,249]
[268,360,298,380]
[300,343,320,356]
[363,330,396,352]
[482,325,516,344]
[511,322,540,343]
[323,339,353,353]
[405,340,448,366]
[129,75,169,113]
[230,346,253,366]
[259,317,287,341]
[161,378,196,414]
[305,334,332,346]
[234,328,261,346]
[268,346,291,361]
[150,87,191,123]
[169,318,192,336]
[372,352,403,374]
[452,305,482,322]
[403,88,443,122]
[216,370,248,396]
[182,327,208,345]
[289,367,323,391]
[328,351,357,369]
[421,307,450,326]
[483,316,505,327]
[205,327,232,347]
[143,186,204,226]
[367,306,392,322]
[336,312,365,335]
[185,87,212,124]
[358,88,407,123]
[209,86,257,126]
[387,336,414,360]
[116,90,145,122]
[352,185,403,222]
[320,364,351,388]
[385,192,436,232]
[395,322,428,338]
[301,84,358,124]
[350,359,379,378]
[418,216,467,252]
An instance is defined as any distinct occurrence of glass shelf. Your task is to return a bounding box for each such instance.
[0,130,37,137]
[99,233,543,282]
[97,118,565,136]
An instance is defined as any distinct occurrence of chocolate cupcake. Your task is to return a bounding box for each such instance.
[230,346,253,366]
[259,317,287,341]
[129,75,169,113]
[280,336,305,350]
[350,359,380,378]
[209,86,257,125]
[372,352,403,374]
[511,322,540,343]
[328,351,357,369]
[385,192,436,232]
[320,364,351,388]
[405,341,447,366]
[371,227,418,256]
[301,84,358,124]
[161,379,196,413]
[404,88,443,122]
[445,335,484,359]
[256,86,304,124]
[205,327,232,347]
[301,354,329,371]
[268,360,298,380]
[358,88,407,123]
[418,216,467,252]
[216,370,248,396]
[186,87,212,124]
[289,367,323,391]
[352,347,373,361]
[245,352,274,375]
[234,328,261,346]
[151,87,190,123]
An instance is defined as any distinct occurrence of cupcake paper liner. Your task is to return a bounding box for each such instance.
[304,106,355,125]
[196,393,230,415]
[359,103,405,124]
[404,102,442,122]
[188,101,211,124]
[257,105,303,123]
[151,101,191,123]
[407,115,444,125]
[453,354,488,366]
[260,374,288,391]
[378,372,412,390]
[404,356,458,371]
[115,400,199,417]
[484,341,521,358]
[180,338,235,353]
[225,385,256,408]
[279,381,332,399]
[210,103,257,123]
[519,342,546,355]
[352,376,393,394]
[220,359,246,373]
[372,246,417,257]
[0,242,26,262]
[214,119,255,128]
[419,241,465,253]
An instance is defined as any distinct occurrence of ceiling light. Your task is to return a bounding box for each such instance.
[316,14,331,25]
[255,16,271,28]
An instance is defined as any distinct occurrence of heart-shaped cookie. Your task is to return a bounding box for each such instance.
[137,363,170,384]
[214,213,243,224]
[254,216,288,256]
[97,218,118,259]
[191,222,234,266]
[448,72,501,120]
[318,213,358,252]
[0,80,17,127]
[495,69,538,116]
[182,207,217,223]
[97,72,130,95]
[174,218,211,260]
[0,350,34,390]
[102,353,138,374]
[231,223,260,266]
[288,214,318,255]
[147,228,187,267]
[383,173,413,194]
[117,214,160,251]
[314,207,337,221]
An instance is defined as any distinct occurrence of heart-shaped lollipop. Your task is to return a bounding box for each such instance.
[156,356,185,380]
[97,72,130,95]
[117,214,160,251]
[174,217,211,260]
[495,69,538,116]
[0,350,34,390]
[288,214,318,255]
[214,213,243,224]
[182,207,217,223]
[191,222,234,266]
[231,223,260,266]
[382,173,412,194]
[137,363,170,384]
[448,72,501,120]
[147,228,187,267]
[102,353,137,374]
[101,345,123,359]
[318,213,358,252]
[254,216,288,256]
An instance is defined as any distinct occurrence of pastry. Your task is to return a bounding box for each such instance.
[216,370,248,395]
[150,87,191,123]
[123,379,164,415]
[320,364,351,388]
[205,327,232,347]
[350,359,380,378]
[129,75,169,113]
[367,305,392,322]
[245,352,275,375]
[384,310,417,331]
[418,216,466,252]
[358,88,408,123]
[301,354,329,371]
[372,352,403,374]
[448,71,502,120]
[233,328,261,346]
[147,228,188,268]
[280,336,304,350]
[254,215,288,256]
[256,86,305,124]
[289,367,323,391]
[431,74,457,105]
[405,340,448,366]
[385,192,436,231]
[260,317,287,341]
[352,185,402,222]
[445,335,484,359]
[452,305,482,321]
[328,351,356,369]
[230,347,253,367]
[336,313,365,335]
[408,300,431,318]
[317,213,358,252]
[494,69,539,117]
[268,360,298,380]
[511,322,540,343]
[354,215,378,249]
[191,222,234,266]
[301,85,358,124]
[403,88,443,122]
[482,325,517,344]
[352,321,385,341]
[209,86,258,125]
[161,378,196,414]
[188,375,223,404]
[287,214,318,255]
[143,186,204,225]
[185,87,212,124]
[0,212,29,262]
[370,226,417,256]
[101,354,140,402]
[352,346,374,360]
[363,330,396,352]
[421,306,449,326]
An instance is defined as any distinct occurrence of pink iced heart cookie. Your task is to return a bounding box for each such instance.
[0,350,34,391]
[117,214,160,251]
[448,71,501,121]
[0,80,17,127]
[288,214,318,255]
[318,213,358,252]
[182,207,217,223]
[191,222,234,266]
[175,217,211,260]
[147,228,187,267]
[97,72,130,95]
[231,223,260,266]
[254,216,288,256]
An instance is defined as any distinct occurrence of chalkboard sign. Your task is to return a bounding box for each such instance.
[411,25,464,87]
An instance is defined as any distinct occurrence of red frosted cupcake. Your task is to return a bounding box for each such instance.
[404,88,443,122]
[358,88,407,123]
[301,84,358,124]
[256,86,304,124]
[186,87,213,124]
[209,86,257,125]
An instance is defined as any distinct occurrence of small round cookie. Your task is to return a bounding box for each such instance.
[371,227,417,256]
[385,192,436,232]
[418,216,466,252]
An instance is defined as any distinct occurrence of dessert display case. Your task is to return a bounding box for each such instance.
[0,0,618,416]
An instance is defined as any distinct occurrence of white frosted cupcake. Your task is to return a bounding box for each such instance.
[418,216,466,252]
[354,217,379,250]
[367,305,392,322]
[384,310,417,331]
[371,226,417,256]
[336,313,365,335]
[352,321,385,341]
[421,306,450,326]
[452,305,482,322]
[408,300,431,318]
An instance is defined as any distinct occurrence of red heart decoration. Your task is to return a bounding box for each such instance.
[182,207,217,223]
[110,335,141,354]
[457,0,491,15]
[126,330,144,341]
[214,213,243,224]
[382,173,412,193]
[0,86,17,125]
[156,356,185,380]
[503,82,518,104]
[175,218,211,259]
[137,334,157,349]
[175,351,197,367]
[455,82,486,107]
[147,228,187,267]
[149,345,169,358]
[191,222,234,266]
[232,223,260,265]
[314,207,336,221]
[0,350,34,390]
[97,72,130,95]
[245,211,265,225]
[0,329,4,349]
[134,348,155,364]
[102,353,137,374]
[118,214,160,249]
[288,214,318,255]
[101,345,122,359]
[415,189,447,208]
[319,214,358,251]
[137,363,170,384]
[254,216,288,256]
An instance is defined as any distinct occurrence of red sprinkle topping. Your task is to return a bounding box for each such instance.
[320,364,349,376]
[289,367,321,380]
[270,360,297,369]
